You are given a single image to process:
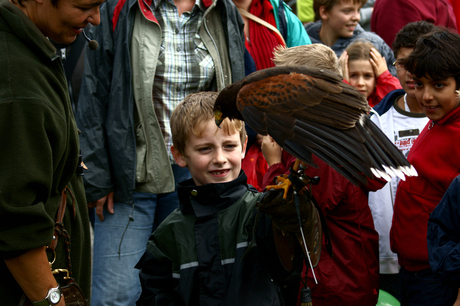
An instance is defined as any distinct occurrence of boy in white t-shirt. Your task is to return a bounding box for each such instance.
[368,20,437,301]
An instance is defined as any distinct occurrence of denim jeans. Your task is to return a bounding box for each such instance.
[91,165,190,306]
[399,267,457,306]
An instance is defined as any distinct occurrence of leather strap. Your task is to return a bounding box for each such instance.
[237,8,286,46]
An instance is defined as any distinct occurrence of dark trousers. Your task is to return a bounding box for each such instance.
[400,267,457,306]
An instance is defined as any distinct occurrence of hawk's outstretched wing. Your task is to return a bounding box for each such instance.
[214,66,416,185]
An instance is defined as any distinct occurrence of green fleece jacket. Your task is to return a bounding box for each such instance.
[0,0,91,304]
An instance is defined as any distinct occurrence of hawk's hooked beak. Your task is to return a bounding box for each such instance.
[214,109,223,128]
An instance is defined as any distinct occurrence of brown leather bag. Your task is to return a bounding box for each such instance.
[19,187,88,306]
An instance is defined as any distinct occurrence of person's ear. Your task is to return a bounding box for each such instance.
[171,145,187,168]
[241,136,248,159]
[319,6,329,20]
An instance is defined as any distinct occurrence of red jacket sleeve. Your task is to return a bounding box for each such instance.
[368,70,402,108]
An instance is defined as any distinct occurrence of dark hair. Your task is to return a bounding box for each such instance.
[313,0,367,22]
[392,21,437,58]
[402,29,460,88]
[12,0,59,7]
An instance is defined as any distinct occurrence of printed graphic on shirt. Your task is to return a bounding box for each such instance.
[394,128,420,158]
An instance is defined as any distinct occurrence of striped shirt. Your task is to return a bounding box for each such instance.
[152,0,216,161]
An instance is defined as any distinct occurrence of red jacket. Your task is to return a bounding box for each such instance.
[263,152,383,306]
[390,106,460,272]
[371,0,458,48]
[368,70,402,108]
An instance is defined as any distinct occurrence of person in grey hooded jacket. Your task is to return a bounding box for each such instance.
[305,21,396,76]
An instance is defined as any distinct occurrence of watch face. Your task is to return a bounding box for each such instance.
[49,290,61,304]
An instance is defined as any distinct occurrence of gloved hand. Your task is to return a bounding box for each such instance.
[256,183,314,233]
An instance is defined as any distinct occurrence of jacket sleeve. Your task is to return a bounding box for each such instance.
[370,70,402,107]
[427,175,460,287]
[76,2,115,202]
[284,3,311,47]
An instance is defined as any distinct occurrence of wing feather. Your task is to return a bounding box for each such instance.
[216,66,416,185]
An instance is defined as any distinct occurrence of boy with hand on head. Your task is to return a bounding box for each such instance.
[135,92,321,305]
[306,0,397,76]
[262,44,383,306]
[390,29,460,306]
[340,40,401,107]
[367,21,436,301]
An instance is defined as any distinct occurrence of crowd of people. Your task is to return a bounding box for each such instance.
[1,0,460,305]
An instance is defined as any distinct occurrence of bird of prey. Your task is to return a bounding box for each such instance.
[214,66,417,187]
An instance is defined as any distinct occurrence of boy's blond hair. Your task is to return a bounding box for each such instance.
[273,44,342,76]
[170,92,246,156]
[314,0,367,21]
[345,40,375,62]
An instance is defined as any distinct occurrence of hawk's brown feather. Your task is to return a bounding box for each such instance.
[214,66,416,185]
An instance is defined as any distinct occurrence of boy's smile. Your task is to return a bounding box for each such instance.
[172,119,247,186]
[414,76,460,122]
[320,0,361,45]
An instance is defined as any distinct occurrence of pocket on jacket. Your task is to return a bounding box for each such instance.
[135,123,148,183]
[194,36,215,70]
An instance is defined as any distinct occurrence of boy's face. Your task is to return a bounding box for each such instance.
[321,0,361,39]
[413,76,460,121]
[172,119,247,186]
[348,59,375,99]
[395,47,416,97]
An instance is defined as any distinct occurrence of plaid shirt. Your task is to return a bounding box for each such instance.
[152,0,215,161]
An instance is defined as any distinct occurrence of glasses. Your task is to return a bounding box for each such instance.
[393,60,405,71]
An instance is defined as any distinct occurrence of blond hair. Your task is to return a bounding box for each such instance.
[273,44,342,75]
[345,40,375,62]
[170,92,246,156]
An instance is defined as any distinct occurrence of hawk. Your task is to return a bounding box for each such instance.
[214,66,417,186]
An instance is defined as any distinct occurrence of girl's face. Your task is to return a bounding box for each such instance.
[348,59,376,99]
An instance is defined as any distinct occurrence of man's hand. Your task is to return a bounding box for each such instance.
[261,136,282,166]
[88,192,114,221]
[369,47,387,78]
[338,51,349,82]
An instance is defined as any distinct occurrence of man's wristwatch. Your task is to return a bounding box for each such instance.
[31,286,62,306]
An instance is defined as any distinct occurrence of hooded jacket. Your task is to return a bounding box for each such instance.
[391,105,460,271]
[428,175,460,287]
[263,152,381,306]
[77,0,245,204]
[136,172,300,305]
[305,21,396,76]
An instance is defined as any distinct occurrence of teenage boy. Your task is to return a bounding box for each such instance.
[135,92,320,305]
[306,0,397,76]
[390,29,460,305]
[368,20,436,301]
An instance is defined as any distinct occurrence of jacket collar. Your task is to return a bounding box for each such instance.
[177,171,252,218]
[373,89,406,116]
[305,20,365,49]
[435,103,460,126]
